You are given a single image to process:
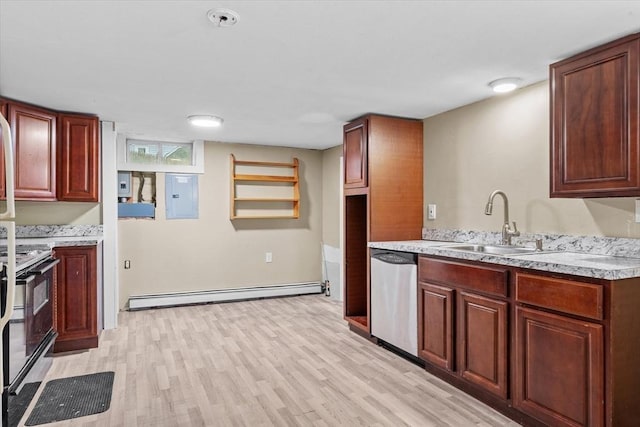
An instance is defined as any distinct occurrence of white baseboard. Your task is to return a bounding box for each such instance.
[128,282,323,310]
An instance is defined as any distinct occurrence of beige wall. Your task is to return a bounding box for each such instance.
[424,80,640,238]
[118,142,324,308]
[321,145,342,248]
[1,201,101,225]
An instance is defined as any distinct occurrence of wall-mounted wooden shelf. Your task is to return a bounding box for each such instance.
[230,154,300,220]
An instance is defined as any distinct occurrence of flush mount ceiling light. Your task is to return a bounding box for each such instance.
[488,77,523,93]
[207,8,239,27]
[187,115,224,128]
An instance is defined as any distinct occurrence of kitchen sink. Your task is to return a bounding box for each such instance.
[442,244,539,256]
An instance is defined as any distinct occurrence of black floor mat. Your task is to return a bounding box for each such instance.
[25,372,114,426]
[8,382,41,427]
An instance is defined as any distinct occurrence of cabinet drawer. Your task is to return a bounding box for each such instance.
[419,257,508,297]
[515,273,603,320]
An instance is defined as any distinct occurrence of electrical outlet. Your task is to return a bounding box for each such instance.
[636,200,640,223]
[124,260,131,269]
[427,204,437,220]
[265,252,272,263]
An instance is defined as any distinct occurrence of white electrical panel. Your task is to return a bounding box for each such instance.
[118,172,132,198]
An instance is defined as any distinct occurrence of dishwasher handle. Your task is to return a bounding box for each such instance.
[371,250,417,265]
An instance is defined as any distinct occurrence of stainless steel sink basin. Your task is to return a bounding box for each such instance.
[443,244,539,256]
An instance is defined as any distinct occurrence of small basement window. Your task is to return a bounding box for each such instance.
[117,135,204,173]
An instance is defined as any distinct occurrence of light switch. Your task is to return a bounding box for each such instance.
[427,204,437,220]
[265,252,272,263]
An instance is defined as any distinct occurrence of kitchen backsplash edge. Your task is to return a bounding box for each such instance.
[0,224,103,238]
[422,228,640,259]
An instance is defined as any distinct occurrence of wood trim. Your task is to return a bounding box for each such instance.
[53,335,99,353]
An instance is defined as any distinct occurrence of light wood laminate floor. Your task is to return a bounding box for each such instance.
[19,295,521,426]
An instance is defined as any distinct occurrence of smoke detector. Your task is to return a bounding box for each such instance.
[207,8,239,27]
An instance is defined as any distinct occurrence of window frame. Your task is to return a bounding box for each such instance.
[116,135,205,173]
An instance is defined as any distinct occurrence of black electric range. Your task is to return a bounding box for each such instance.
[1,245,58,427]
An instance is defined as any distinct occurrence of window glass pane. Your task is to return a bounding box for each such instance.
[127,141,160,164]
[121,138,202,172]
[126,140,194,166]
[161,143,192,165]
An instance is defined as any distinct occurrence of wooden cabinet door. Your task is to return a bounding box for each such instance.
[53,245,98,352]
[551,34,640,197]
[457,291,508,399]
[418,282,454,370]
[0,100,7,199]
[58,114,100,202]
[343,118,368,188]
[514,306,604,427]
[9,102,56,200]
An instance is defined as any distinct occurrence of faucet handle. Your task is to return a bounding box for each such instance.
[511,221,520,236]
[535,238,543,251]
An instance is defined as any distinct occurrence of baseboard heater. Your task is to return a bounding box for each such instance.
[128,282,323,310]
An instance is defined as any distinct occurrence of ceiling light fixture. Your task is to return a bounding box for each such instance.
[207,8,239,27]
[188,115,224,128]
[488,77,522,93]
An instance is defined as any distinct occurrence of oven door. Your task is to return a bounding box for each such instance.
[21,258,58,357]
[3,258,59,426]
[7,257,59,389]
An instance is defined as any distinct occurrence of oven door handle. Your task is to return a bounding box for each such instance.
[17,274,36,285]
[32,258,60,275]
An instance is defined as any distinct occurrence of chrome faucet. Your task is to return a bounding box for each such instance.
[484,190,520,246]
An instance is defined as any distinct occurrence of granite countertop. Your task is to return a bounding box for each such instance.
[369,237,640,281]
[0,225,103,249]
[15,235,103,248]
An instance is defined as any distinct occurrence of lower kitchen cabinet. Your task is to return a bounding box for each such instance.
[514,306,603,427]
[53,245,98,352]
[418,257,509,399]
[414,254,640,427]
[458,291,508,399]
[418,282,454,370]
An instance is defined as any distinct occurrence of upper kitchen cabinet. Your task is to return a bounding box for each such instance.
[58,113,100,202]
[9,101,57,200]
[0,97,100,202]
[550,32,640,197]
[344,118,368,188]
[343,114,423,334]
[367,115,423,241]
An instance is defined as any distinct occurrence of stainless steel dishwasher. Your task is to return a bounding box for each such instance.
[370,249,418,357]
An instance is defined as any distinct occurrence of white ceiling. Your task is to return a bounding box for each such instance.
[1,1,639,150]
